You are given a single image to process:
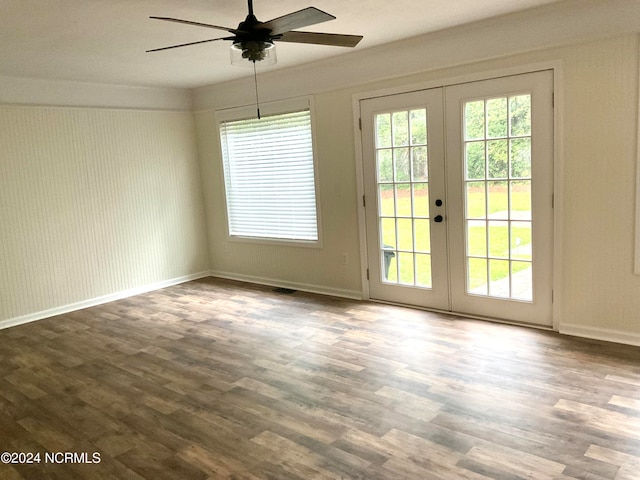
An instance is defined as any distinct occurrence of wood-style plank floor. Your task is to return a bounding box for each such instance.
[1,277,640,479]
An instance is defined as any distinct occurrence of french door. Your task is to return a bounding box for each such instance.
[361,71,554,326]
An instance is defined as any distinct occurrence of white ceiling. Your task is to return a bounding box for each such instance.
[0,0,567,90]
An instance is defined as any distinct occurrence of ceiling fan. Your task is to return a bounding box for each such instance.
[147,1,362,117]
[147,0,363,65]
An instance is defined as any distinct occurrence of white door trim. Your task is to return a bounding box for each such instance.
[352,61,565,331]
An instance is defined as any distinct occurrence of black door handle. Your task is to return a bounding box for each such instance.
[434,215,444,223]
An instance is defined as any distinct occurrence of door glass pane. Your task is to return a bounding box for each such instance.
[486,97,508,138]
[415,254,432,288]
[467,220,487,257]
[489,259,510,298]
[510,181,531,220]
[394,148,410,181]
[374,109,432,288]
[392,111,409,146]
[511,221,532,260]
[488,221,509,258]
[398,252,415,285]
[488,181,508,219]
[379,184,395,217]
[395,184,412,217]
[414,219,431,253]
[377,149,393,182]
[488,140,508,179]
[462,94,534,301]
[465,141,485,180]
[380,218,396,250]
[413,183,429,217]
[465,101,485,140]
[411,146,428,181]
[383,250,398,283]
[509,95,531,136]
[511,261,533,301]
[376,113,392,148]
[410,109,427,145]
[397,218,413,251]
[468,258,488,295]
[510,138,531,178]
[466,182,486,219]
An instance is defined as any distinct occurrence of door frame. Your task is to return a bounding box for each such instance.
[352,61,565,331]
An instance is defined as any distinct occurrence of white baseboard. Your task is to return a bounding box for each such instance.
[8,273,637,349]
[559,323,640,347]
[0,271,211,331]
[209,270,363,301]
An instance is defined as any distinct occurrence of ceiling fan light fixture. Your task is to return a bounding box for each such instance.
[230,40,277,66]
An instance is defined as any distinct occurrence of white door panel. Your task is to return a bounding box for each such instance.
[361,89,449,310]
[361,71,554,327]
[445,71,554,326]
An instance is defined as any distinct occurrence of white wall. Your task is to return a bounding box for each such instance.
[193,2,640,344]
[194,91,362,299]
[1,0,638,346]
[557,36,640,343]
[0,91,210,326]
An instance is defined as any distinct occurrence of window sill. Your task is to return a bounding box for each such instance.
[227,235,323,249]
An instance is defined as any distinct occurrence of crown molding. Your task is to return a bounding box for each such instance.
[0,75,193,110]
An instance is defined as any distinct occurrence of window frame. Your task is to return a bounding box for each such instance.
[215,96,323,248]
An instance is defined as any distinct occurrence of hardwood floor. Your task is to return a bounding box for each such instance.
[1,277,639,479]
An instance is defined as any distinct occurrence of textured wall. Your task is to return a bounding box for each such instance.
[0,106,209,322]
[558,36,640,337]
[5,29,635,343]
[194,34,640,343]
[195,93,363,299]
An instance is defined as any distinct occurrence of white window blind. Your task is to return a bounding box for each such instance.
[219,109,319,242]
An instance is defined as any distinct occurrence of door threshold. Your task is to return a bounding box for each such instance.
[368,298,555,332]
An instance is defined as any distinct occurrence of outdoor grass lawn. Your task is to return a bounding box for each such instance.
[380,183,533,289]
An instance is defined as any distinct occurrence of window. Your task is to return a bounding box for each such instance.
[218,99,320,244]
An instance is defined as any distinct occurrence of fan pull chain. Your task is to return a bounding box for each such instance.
[253,60,261,119]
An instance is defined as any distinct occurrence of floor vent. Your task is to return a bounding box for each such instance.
[273,287,297,294]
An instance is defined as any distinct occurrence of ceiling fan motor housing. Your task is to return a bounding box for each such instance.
[233,40,274,61]
[233,14,276,62]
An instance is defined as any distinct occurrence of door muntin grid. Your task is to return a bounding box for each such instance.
[375,109,433,288]
[463,94,533,301]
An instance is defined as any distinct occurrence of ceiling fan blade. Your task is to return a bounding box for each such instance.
[278,31,363,48]
[261,7,335,36]
[150,16,240,34]
[146,37,233,53]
